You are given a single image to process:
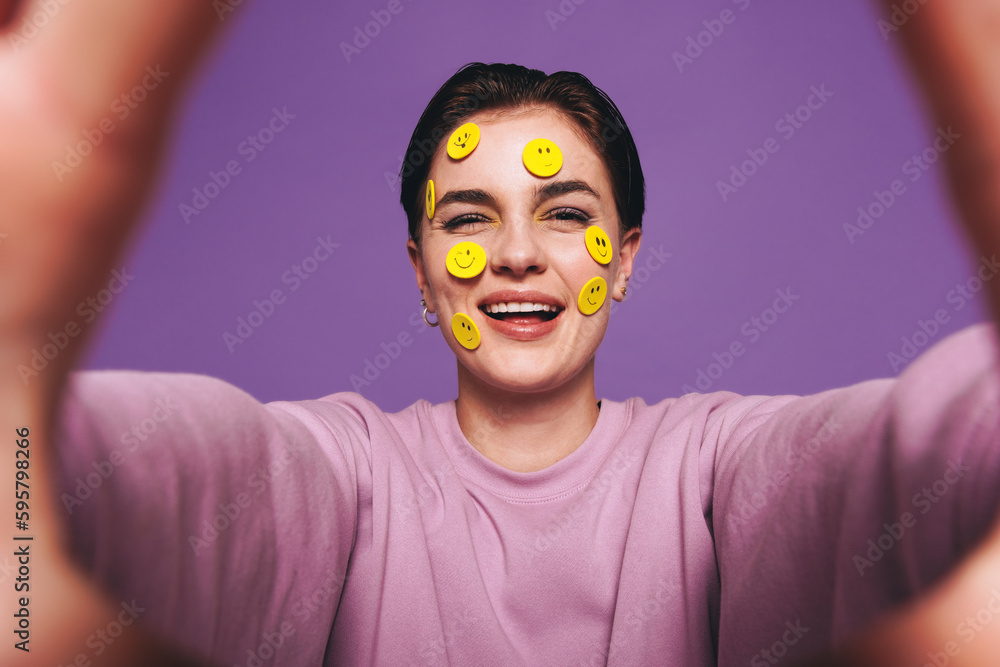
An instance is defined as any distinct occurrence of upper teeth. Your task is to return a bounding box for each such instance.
[484,302,556,313]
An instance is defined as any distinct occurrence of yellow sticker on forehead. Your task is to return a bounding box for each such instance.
[447,122,481,160]
[522,138,563,177]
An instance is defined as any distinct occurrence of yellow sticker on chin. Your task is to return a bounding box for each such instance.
[585,226,612,265]
[446,241,487,279]
[578,277,607,315]
[447,122,480,160]
[522,138,563,177]
[426,179,435,220]
[451,312,481,350]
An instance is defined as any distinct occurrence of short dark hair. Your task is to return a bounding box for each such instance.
[399,62,645,243]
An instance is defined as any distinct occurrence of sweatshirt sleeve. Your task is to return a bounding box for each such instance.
[52,370,366,665]
[709,323,1000,665]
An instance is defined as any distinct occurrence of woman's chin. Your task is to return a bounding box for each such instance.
[462,352,590,396]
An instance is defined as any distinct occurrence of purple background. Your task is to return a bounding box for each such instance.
[81,0,988,411]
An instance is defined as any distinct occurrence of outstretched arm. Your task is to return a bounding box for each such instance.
[821,1,1000,664]
[0,0,229,664]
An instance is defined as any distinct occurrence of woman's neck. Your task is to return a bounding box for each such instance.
[454,359,601,473]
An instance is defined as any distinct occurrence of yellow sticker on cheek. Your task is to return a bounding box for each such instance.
[447,122,480,160]
[522,138,563,177]
[585,226,612,265]
[446,241,487,279]
[577,277,607,315]
[426,179,435,220]
[451,312,481,350]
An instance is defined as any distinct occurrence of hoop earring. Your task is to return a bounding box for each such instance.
[421,298,439,327]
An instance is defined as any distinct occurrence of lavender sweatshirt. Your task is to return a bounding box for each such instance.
[53,323,1000,666]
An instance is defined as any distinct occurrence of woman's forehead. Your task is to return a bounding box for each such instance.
[428,108,610,197]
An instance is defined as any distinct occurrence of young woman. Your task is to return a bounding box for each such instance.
[4,1,1000,665]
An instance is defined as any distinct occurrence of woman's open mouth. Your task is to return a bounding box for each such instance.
[479,301,562,324]
[476,297,564,342]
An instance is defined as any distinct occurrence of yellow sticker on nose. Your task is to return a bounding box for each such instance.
[446,241,487,279]
[451,312,481,350]
[447,122,480,160]
[425,179,435,220]
[522,138,563,177]
[577,276,607,315]
[585,226,612,265]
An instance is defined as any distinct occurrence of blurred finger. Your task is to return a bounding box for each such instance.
[17,0,229,129]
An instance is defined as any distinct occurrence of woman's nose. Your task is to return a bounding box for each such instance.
[488,219,547,277]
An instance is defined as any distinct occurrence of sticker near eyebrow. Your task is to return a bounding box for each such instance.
[447,122,481,160]
[522,138,563,177]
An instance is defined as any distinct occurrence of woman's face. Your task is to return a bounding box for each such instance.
[408,106,641,394]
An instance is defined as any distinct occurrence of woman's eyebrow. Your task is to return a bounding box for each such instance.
[434,180,599,210]
[536,179,600,203]
[436,188,498,209]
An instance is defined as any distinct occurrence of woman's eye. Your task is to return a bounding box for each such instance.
[442,214,491,230]
[548,208,591,223]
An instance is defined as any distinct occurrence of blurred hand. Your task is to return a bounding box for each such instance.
[0,1,227,664]
[828,2,1000,664]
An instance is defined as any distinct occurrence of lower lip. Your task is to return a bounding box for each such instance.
[479,310,562,341]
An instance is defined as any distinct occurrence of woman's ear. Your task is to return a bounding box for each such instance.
[407,237,434,311]
[613,227,642,301]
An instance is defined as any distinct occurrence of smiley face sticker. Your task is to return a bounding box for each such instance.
[522,138,563,177]
[451,312,481,350]
[585,226,612,265]
[447,122,481,160]
[425,179,435,220]
[577,277,607,315]
[446,241,487,279]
